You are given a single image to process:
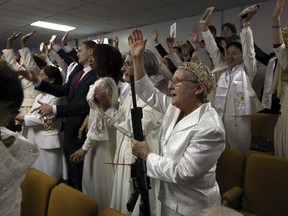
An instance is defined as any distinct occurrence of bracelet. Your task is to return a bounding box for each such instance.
[272,25,281,28]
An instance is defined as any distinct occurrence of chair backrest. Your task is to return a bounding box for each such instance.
[21,168,56,216]
[98,208,125,216]
[47,183,98,216]
[216,148,246,195]
[250,113,279,152]
[216,149,246,208]
[243,153,288,216]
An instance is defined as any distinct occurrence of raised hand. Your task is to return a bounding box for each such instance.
[97,35,104,44]
[190,25,201,46]
[7,32,22,49]
[62,32,69,45]
[166,36,175,48]
[21,30,36,47]
[273,0,285,18]
[49,34,57,46]
[39,42,47,53]
[199,14,212,32]
[128,28,147,59]
[152,29,159,44]
[272,0,285,44]
[17,69,39,83]
[242,4,260,23]
[113,36,119,50]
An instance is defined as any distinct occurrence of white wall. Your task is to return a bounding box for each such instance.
[81,0,288,57]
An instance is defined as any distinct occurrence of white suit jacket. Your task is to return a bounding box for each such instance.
[24,94,63,149]
[136,75,225,215]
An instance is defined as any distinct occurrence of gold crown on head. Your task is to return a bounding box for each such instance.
[281,27,288,38]
[178,62,214,94]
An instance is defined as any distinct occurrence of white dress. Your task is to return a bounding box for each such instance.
[106,90,163,216]
[273,44,288,158]
[81,78,118,212]
[24,93,67,180]
[0,127,38,216]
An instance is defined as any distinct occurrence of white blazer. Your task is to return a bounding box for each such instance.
[24,94,63,149]
[136,75,226,215]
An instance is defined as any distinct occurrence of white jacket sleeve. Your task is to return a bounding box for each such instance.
[2,49,25,71]
[196,47,214,71]
[201,30,225,67]
[18,47,41,76]
[168,51,183,68]
[135,74,171,114]
[240,26,258,83]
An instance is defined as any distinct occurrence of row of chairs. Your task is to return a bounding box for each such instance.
[20,168,124,216]
[217,150,288,216]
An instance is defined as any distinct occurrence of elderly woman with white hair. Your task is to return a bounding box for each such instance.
[129,28,225,216]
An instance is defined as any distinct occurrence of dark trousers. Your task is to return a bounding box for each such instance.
[64,143,83,191]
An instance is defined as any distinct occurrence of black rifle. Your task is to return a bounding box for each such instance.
[126,75,151,216]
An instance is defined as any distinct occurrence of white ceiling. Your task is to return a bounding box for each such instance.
[0,0,266,50]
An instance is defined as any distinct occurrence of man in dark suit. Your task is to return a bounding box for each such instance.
[20,40,97,190]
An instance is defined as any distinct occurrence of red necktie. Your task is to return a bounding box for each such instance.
[74,70,84,90]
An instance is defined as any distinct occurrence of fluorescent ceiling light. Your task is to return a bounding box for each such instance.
[31,21,75,32]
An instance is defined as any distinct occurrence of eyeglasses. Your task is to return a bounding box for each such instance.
[168,78,198,87]
[123,62,133,67]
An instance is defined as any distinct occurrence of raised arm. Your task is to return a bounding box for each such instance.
[2,32,24,71]
[19,30,41,75]
[113,36,119,51]
[129,29,171,113]
[272,0,288,69]
[128,28,147,82]
[272,0,284,45]
[21,30,36,48]
[200,14,225,67]
[190,25,213,70]
[240,4,259,82]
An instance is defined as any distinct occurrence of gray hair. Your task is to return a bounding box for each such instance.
[127,49,159,77]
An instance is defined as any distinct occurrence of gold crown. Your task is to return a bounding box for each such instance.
[178,62,214,94]
[282,27,288,38]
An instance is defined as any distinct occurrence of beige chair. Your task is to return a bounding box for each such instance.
[250,113,279,153]
[47,183,98,216]
[21,168,56,216]
[216,149,246,208]
[98,208,125,216]
[222,153,288,216]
